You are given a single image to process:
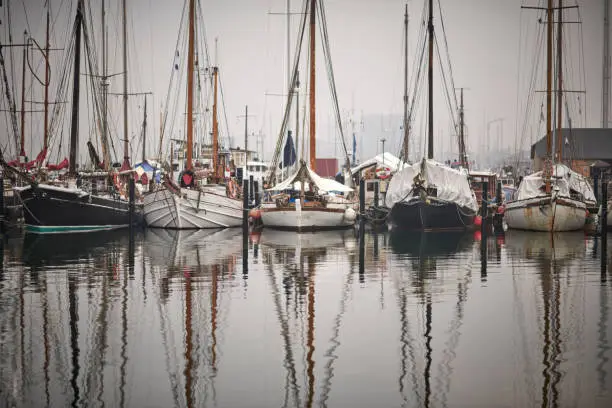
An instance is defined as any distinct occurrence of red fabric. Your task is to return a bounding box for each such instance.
[48,158,69,171]
[120,158,131,172]
[182,173,193,186]
[140,173,148,185]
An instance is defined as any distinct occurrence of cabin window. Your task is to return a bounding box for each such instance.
[366,182,375,192]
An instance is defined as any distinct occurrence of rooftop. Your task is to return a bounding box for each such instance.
[531,128,612,160]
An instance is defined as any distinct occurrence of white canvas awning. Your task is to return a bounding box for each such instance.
[350,152,406,175]
[267,163,353,193]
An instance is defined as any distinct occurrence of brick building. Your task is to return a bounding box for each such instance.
[531,128,612,177]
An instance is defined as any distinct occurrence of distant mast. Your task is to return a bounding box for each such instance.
[556,0,563,163]
[458,88,468,171]
[186,0,195,171]
[44,5,50,152]
[212,67,219,180]
[20,30,27,161]
[427,0,434,160]
[545,0,553,193]
[309,0,316,171]
[402,3,409,163]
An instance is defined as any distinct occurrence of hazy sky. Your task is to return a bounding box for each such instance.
[0,0,608,166]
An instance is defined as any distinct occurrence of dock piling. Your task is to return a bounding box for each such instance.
[0,170,4,225]
[249,175,254,208]
[243,180,249,230]
[374,181,379,208]
[254,181,260,207]
[481,181,488,235]
[359,178,365,217]
[128,177,135,228]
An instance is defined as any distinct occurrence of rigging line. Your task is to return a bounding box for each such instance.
[268,0,310,181]
[159,0,188,159]
[0,45,21,157]
[317,0,351,171]
[434,33,459,136]
[217,71,233,149]
[513,2,526,165]
[436,0,458,112]
[575,2,587,125]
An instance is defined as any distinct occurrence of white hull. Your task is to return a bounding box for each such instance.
[260,201,356,231]
[505,195,587,232]
[143,185,242,229]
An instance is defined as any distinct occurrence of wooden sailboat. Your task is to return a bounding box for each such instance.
[143,0,242,229]
[505,0,596,232]
[15,0,135,233]
[260,0,357,231]
[385,0,478,231]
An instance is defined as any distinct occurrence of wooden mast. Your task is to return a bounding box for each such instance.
[212,67,219,180]
[556,0,563,164]
[402,4,409,163]
[20,30,26,160]
[100,0,110,170]
[43,6,50,152]
[459,88,468,170]
[427,0,434,160]
[309,0,316,171]
[68,0,84,176]
[122,0,130,169]
[186,0,195,171]
[545,0,553,193]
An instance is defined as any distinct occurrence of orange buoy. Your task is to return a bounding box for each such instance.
[249,208,262,219]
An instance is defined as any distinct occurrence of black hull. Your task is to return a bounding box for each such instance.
[17,184,139,233]
[388,198,475,231]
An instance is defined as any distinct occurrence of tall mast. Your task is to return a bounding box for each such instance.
[556,0,563,163]
[186,0,195,171]
[402,4,409,163]
[244,105,248,158]
[427,0,434,160]
[101,0,109,170]
[545,0,553,193]
[68,0,84,176]
[142,96,147,162]
[122,0,130,169]
[43,6,50,152]
[212,67,219,179]
[604,0,610,128]
[459,88,468,170]
[295,70,300,161]
[20,30,26,160]
[309,0,316,171]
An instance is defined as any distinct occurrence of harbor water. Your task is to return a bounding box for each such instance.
[0,226,611,407]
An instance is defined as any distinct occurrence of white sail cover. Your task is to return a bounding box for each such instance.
[350,152,406,174]
[267,165,353,193]
[385,159,478,212]
[516,163,596,203]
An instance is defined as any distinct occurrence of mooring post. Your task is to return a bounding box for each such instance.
[249,175,254,208]
[481,181,488,235]
[0,170,5,224]
[128,177,135,228]
[374,181,379,208]
[243,179,249,230]
[594,172,600,203]
[496,181,502,205]
[359,177,365,217]
[601,180,608,274]
[358,222,365,283]
[254,181,260,207]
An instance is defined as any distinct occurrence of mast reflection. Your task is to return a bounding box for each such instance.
[259,229,355,408]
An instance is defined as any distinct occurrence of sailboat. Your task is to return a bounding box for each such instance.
[384,0,478,231]
[259,0,358,231]
[142,0,242,229]
[505,0,596,232]
[14,0,136,233]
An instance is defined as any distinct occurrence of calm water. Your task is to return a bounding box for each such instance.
[0,226,611,408]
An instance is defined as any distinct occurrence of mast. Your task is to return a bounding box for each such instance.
[44,6,50,152]
[142,96,147,162]
[604,0,610,128]
[186,0,195,171]
[427,0,434,160]
[402,4,409,163]
[69,0,84,176]
[101,0,109,170]
[545,0,553,193]
[20,30,26,160]
[212,67,219,179]
[459,88,468,170]
[309,0,316,171]
[296,71,300,161]
[122,0,130,169]
[244,105,248,159]
[556,0,563,163]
